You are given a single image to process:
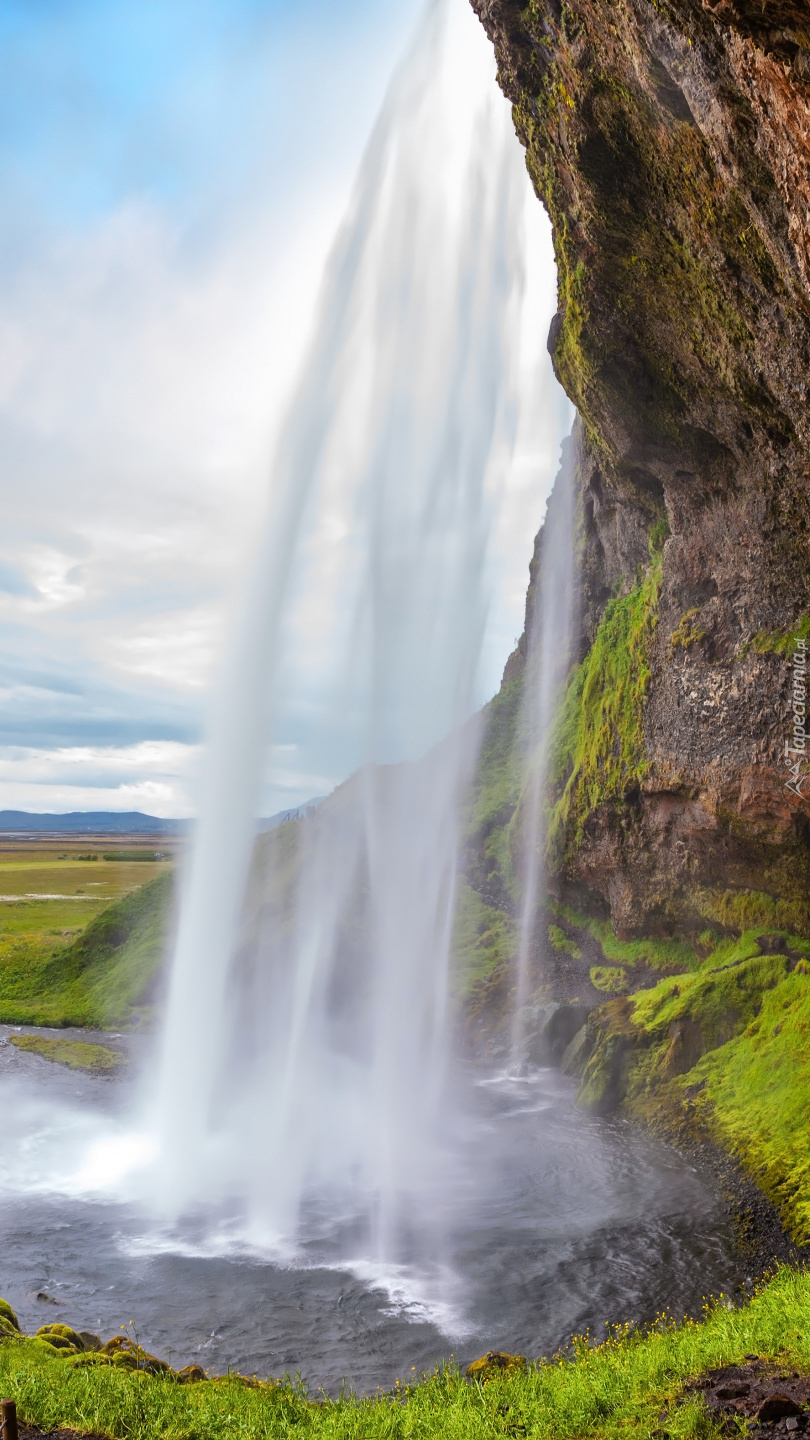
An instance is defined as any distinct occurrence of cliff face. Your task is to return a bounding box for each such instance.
[472,0,810,938]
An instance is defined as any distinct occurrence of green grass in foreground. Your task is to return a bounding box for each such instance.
[2,1268,810,1438]
[8,1035,125,1074]
[0,873,173,1028]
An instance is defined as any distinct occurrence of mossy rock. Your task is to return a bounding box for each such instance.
[465,1351,528,1382]
[0,1298,20,1331]
[590,964,628,994]
[177,1364,207,1384]
[102,1334,170,1375]
[68,1353,115,1369]
[0,1317,21,1340]
[112,1352,139,1371]
[578,1033,629,1113]
[35,1324,83,1347]
[36,1336,78,1354]
[561,1020,597,1075]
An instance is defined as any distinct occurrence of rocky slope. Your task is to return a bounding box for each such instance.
[471,0,810,940]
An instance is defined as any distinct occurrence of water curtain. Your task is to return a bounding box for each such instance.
[153,0,531,1262]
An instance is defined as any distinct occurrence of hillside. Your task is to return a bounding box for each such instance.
[0,872,174,1029]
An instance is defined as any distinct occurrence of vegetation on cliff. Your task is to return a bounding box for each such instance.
[554,915,810,1245]
[547,549,662,857]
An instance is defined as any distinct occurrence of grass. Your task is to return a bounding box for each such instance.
[2,1268,810,1438]
[0,872,173,1028]
[681,962,810,1244]
[0,842,176,1028]
[7,1035,125,1074]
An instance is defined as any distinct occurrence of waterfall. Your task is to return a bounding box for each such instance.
[510,439,578,1065]
[149,0,542,1265]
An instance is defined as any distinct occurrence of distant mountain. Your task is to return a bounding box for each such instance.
[0,800,328,836]
[0,810,188,834]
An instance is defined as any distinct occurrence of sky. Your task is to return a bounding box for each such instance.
[0,0,569,817]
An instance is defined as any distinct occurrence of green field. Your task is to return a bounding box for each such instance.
[0,841,175,1028]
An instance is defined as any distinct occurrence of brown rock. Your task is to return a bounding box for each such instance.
[176,1365,207,1384]
[469,0,810,937]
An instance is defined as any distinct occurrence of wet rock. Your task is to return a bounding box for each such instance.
[528,1002,593,1065]
[560,1021,595,1075]
[471,0,810,938]
[35,1293,59,1306]
[659,1017,704,1078]
[465,1351,528,1382]
[101,1335,170,1375]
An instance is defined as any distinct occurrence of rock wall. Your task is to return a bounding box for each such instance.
[473,0,810,938]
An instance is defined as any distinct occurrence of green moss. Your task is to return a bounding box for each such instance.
[670,607,706,651]
[742,613,810,656]
[590,965,629,993]
[547,555,661,856]
[632,952,788,1050]
[683,968,810,1243]
[553,902,697,972]
[461,676,525,902]
[569,924,810,1242]
[548,924,581,959]
[8,1035,125,1074]
[696,888,810,938]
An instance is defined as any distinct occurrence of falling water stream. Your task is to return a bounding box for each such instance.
[152,0,529,1252]
[0,0,750,1393]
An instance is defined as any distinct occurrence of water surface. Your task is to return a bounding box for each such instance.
[0,1027,745,1394]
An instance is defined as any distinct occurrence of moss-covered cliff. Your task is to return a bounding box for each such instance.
[470,0,810,941]
[458,0,810,1248]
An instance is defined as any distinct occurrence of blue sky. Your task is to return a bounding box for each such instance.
[0,0,567,815]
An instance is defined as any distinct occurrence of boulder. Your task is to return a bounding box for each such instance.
[177,1364,207,1384]
[466,1351,528,1383]
[528,1002,594,1065]
[561,1019,597,1075]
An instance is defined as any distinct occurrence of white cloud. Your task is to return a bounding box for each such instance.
[104,607,225,691]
